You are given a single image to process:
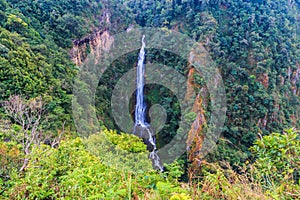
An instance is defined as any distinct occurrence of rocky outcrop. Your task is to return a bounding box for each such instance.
[257,72,269,89]
[185,65,208,178]
[70,10,114,66]
[187,89,208,177]
[70,30,114,66]
[291,64,300,96]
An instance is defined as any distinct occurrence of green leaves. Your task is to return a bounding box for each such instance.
[104,129,148,153]
[2,131,191,199]
[0,2,77,128]
[5,14,28,33]
[250,128,300,187]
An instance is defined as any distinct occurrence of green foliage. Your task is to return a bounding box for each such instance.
[250,128,300,187]
[0,0,82,129]
[156,181,189,199]
[197,128,300,199]
[206,138,248,169]
[4,138,124,199]
[1,131,191,199]
[6,14,28,33]
[164,160,185,183]
[197,162,268,200]
[184,112,197,124]
[212,0,300,160]
[104,129,148,153]
[83,129,153,173]
[170,193,192,200]
[0,0,300,199]
[6,0,103,48]
[0,141,22,187]
[200,129,300,199]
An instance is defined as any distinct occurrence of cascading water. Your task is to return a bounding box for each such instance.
[135,35,146,126]
[134,35,164,172]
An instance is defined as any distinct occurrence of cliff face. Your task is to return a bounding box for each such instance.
[186,68,208,178]
[291,65,300,96]
[257,73,269,89]
[185,44,212,178]
[69,1,300,173]
[291,65,300,126]
[70,11,114,66]
[71,19,212,174]
[255,64,300,129]
[70,30,114,66]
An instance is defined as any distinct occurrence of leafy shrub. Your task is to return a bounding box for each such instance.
[103,129,148,153]
[0,141,22,183]
[170,193,192,200]
[83,129,153,173]
[5,139,100,198]
[196,162,268,200]
[250,128,300,198]
[195,129,300,199]
[164,160,185,182]
[156,181,190,199]
[3,130,191,199]
[250,129,300,182]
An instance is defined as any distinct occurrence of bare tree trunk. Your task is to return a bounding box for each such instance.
[3,95,46,172]
[19,143,31,172]
[19,158,29,172]
[4,95,64,172]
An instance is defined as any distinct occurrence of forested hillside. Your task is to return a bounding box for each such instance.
[0,0,299,199]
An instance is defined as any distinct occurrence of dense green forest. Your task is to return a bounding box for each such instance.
[0,0,299,199]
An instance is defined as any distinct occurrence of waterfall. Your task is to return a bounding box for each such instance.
[135,35,146,126]
[133,35,164,172]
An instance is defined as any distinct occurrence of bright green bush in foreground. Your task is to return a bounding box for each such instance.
[0,128,299,199]
[250,128,300,198]
[196,129,300,199]
[2,130,190,199]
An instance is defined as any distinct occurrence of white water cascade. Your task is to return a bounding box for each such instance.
[133,35,164,172]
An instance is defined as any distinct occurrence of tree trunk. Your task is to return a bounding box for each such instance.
[19,158,29,172]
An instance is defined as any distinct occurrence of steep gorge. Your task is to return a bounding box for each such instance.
[0,1,300,197]
[70,21,214,174]
[69,0,300,173]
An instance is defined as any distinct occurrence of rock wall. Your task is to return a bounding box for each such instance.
[70,30,114,66]
[70,10,114,66]
[185,65,209,178]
